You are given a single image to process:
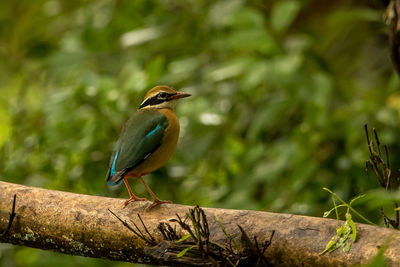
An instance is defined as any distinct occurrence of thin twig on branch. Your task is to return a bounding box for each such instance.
[0,194,16,237]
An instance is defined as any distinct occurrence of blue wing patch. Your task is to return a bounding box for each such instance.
[107,151,124,186]
[110,151,119,177]
[146,125,163,138]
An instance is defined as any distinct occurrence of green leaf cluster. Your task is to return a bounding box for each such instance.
[320,188,373,255]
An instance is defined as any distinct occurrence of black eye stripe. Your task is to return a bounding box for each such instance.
[139,97,164,109]
[139,92,176,109]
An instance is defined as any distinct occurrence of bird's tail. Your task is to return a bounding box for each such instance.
[106,169,124,186]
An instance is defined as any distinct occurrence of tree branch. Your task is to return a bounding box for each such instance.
[0,181,400,266]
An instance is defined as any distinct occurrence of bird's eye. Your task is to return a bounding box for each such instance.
[158,92,168,98]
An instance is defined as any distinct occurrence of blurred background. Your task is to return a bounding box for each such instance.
[0,0,399,266]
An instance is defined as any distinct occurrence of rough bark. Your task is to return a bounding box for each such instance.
[0,181,399,266]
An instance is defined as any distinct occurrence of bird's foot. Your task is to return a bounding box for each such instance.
[123,196,148,207]
[147,199,172,210]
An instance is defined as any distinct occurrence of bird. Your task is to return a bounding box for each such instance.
[106,85,190,208]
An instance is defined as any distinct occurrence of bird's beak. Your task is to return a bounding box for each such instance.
[171,91,191,99]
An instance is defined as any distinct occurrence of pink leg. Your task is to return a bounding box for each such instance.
[137,176,172,209]
[123,176,147,206]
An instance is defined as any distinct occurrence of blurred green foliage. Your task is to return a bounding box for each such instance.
[0,0,399,266]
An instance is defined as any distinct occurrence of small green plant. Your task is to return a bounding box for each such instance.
[320,187,376,255]
[174,206,274,266]
[173,206,208,258]
[216,216,240,266]
[172,205,221,266]
[175,234,196,258]
[216,216,240,253]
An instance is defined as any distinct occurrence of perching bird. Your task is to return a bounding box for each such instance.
[106,85,190,208]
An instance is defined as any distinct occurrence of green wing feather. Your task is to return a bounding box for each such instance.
[106,109,168,185]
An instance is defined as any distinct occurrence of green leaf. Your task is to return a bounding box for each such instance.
[216,216,231,239]
[319,237,337,255]
[346,213,357,242]
[336,225,346,236]
[270,0,301,33]
[343,242,351,252]
[177,245,198,258]
[176,234,192,244]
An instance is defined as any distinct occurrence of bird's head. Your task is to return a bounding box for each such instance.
[139,85,191,110]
